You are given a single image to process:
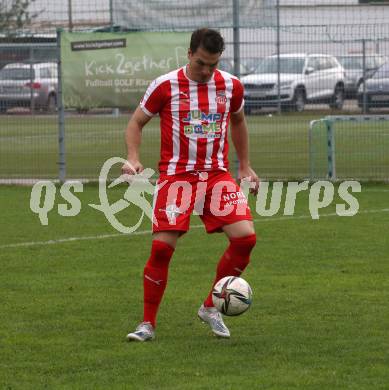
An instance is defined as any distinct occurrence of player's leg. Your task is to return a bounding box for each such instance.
[127,175,195,342]
[222,219,255,238]
[201,170,257,301]
[220,220,256,280]
[126,231,180,342]
[198,172,257,337]
[203,220,256,305]
[198,222,256,339]
[142,231,180,326]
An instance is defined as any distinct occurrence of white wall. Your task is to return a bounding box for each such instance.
[31,0,110,23]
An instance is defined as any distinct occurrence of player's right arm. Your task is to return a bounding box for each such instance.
[122,75,168,175]
[122,106,152,175]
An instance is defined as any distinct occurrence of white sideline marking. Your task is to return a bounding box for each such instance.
[363,189,389,192]
[1,208,388,250]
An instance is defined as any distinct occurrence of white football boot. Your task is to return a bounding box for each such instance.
[126,322,155,342]
[198,304,230,338]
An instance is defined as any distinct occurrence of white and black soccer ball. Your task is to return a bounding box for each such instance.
[212,276,253,316]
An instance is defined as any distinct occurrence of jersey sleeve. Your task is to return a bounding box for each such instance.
[230,78,245,114]
[140,77,169,116]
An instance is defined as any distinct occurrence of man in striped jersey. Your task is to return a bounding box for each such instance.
[124,28,259,341]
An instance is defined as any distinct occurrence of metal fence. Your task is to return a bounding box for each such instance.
[1,0,389,183]
[309,115,389,181]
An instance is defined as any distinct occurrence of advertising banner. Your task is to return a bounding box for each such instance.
[61,32,190,108]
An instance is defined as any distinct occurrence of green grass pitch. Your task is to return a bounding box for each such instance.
[1,183,388,389]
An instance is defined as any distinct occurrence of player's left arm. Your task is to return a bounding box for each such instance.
[230,109,260,195]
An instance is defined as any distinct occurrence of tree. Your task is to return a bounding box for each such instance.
[0,0,39,33]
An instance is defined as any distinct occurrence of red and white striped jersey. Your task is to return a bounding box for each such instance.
[140,66,244,176]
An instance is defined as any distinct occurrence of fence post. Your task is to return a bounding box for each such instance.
[57,29,66,183]
[233,0,240,178]
[68,0,73,32]
[29,46,35,115]
[276,0,281,115]
[308,119,322,181]
[326,119,336,181]
[362,39,367,114]
[109,0,114,31]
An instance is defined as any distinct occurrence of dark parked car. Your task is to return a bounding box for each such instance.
[357,62,389,111]
[337,54,387,97]
[0,62,57,112]
[218,58,252,77]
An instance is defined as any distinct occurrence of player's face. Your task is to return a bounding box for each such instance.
[187,46,221,83]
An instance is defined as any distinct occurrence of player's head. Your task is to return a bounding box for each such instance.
[190,28,225,55]
[187,28,225,83]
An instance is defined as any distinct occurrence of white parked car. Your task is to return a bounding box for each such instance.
[241,53,345,113]
[0,62,58,112]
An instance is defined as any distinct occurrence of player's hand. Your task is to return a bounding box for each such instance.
[121,159,144,176]
[238,166,260,196]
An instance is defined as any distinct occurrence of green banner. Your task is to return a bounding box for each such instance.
[61,32,190,109]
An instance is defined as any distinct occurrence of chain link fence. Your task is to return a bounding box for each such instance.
[1,0,389,182]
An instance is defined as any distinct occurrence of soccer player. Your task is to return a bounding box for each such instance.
[124,28,259,341]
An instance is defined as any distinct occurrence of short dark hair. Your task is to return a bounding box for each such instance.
[190,28,225,54]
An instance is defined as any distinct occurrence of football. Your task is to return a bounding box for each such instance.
[212,276,253,316]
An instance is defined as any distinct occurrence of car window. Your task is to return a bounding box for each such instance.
[39,68,50,78]
[328,57,339,68]
[255,57,305,74]
[373,63,389,78]
[241,58,258,73]
[339,56,385,70]
[0,68,34,80]
[339,57,362,69]
[366,57,377,69]
[307,57,320,71]
[218,59,233,73]
[50,66,58,78]
[374,56,386,68]
[218,59,249,75]
[318,57,331,70]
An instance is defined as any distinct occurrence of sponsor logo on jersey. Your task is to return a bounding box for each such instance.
[222,191,248,206]
[216,90,227,105]
[182,110,222,138]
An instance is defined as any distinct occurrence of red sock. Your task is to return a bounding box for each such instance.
[143,240,175,328]
[204,234,257,307]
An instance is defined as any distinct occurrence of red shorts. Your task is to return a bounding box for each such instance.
[152,170,252,234]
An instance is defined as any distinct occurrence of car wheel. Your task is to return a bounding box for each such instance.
[329,85,344,110]
[292,88,305,112]
[46,94,57,113]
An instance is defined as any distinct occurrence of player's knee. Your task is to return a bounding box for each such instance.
[146,239,175,268]
[229,234,257,257]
